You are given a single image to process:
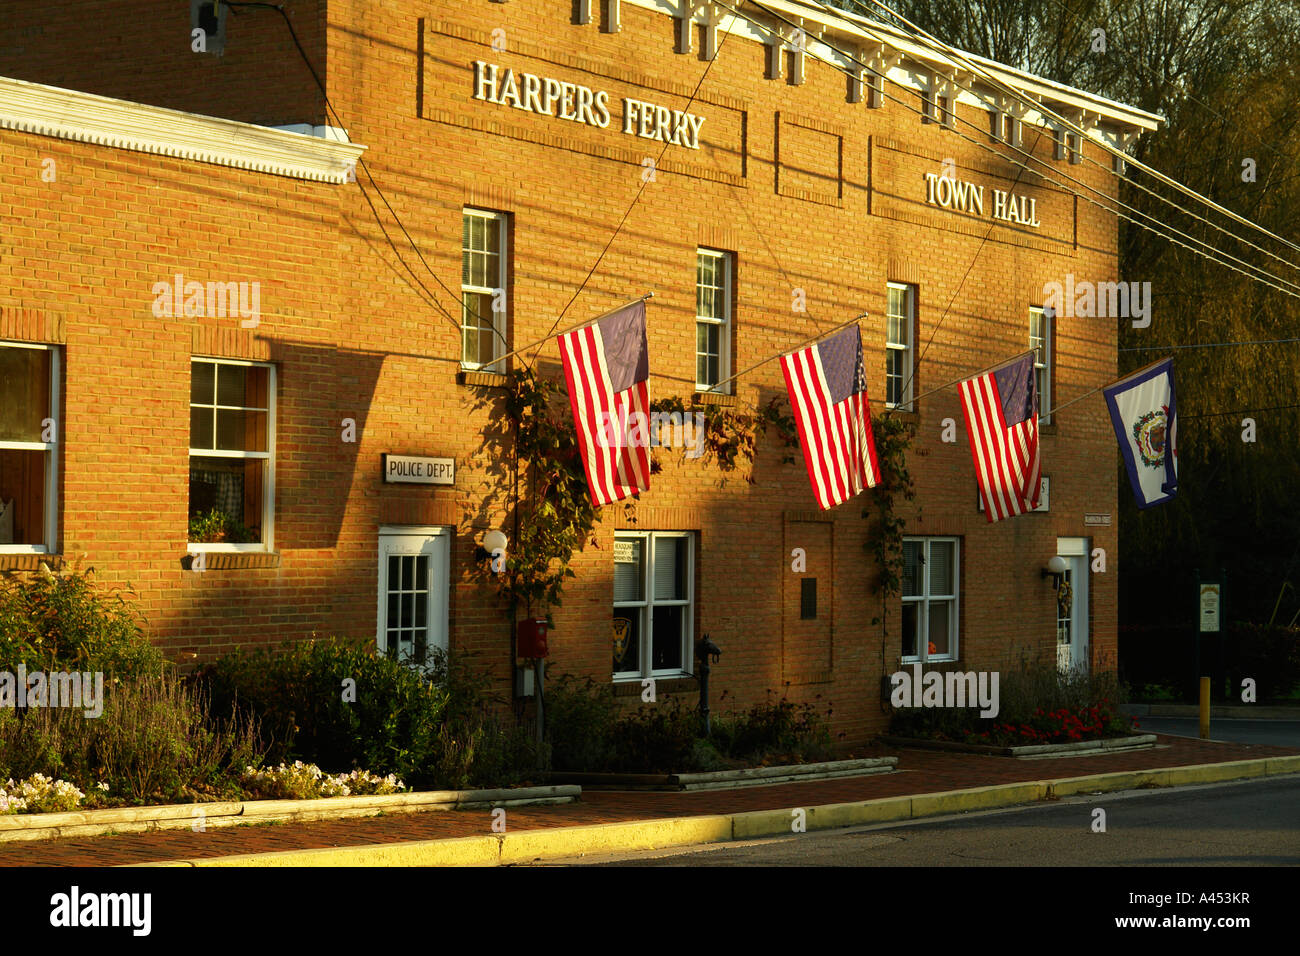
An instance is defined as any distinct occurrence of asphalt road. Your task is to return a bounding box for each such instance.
[546,776,1300,866]
[1138,718,1300,746]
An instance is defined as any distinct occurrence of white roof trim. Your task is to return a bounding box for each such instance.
[631,0,1162,135]
[0,74,366,184]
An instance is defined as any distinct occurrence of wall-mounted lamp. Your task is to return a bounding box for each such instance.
[482,530,508,554]
[1041,555,1068,588]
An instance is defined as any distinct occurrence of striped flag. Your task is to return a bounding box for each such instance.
[559,300,651,507]
[959,351,1041,522]
[780,325,880,510]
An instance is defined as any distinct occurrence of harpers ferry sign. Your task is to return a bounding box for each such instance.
[472,60,706,150]
[924,171,1042,228]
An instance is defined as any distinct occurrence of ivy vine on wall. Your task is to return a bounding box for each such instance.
[647,395,800,481]
[863,414,918,678]
[475,368,598,621]
[473,373,802,620]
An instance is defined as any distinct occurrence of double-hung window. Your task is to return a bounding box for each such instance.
[886,282,915,410]
[461,208,508,373]
[695,249,732,393]
[0,343,59,553]
[1029,305,1051,423]
[901,537,959,662]
[188,358,275,550]
[613,531,695,679]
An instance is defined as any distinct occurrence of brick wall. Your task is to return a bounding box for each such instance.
[0,0,1124,746]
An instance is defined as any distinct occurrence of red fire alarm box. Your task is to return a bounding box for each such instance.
[517,619,548,658]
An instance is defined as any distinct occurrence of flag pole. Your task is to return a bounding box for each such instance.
[496,292,655,368]
[1045,356,1173,418]
[903,350,1037,408]
[698,311,869,395]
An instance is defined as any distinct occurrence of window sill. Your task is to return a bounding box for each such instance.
[0,553,62,572]
[458,370,508,388]
[885,407,920,424]
[181,551,281,571]
[1039,422,1058,435]
[898,657,961,668]
[613,675,699,696]
[693,391,735,407]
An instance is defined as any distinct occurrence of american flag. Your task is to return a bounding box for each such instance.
[780,325,880,510]
[559,300,651,507]
[959,351,1041,522]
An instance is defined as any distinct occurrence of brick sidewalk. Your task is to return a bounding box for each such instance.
[3,735,1295,866]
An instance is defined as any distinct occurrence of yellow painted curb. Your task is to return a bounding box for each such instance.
[910,782,1045,817]
[499,816,733,864]
[1265,755,1300,774]
[131,755,1300,867]
[138,835,504,868]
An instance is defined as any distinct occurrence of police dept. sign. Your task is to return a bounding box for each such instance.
[383,454,455,485]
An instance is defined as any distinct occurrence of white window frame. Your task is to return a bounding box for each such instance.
[461,207,508,374]
[885,282,915,411]
[187,357,276,553]
[695,248,732,394]
[1030,305,1051,424]
[0,341,59,554]
[613,530,695,681]
[901,536,960,664]
[376,525,452,673]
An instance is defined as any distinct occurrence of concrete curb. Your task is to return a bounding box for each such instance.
[552,757,898,791]
[0,785,580,843]
[135,754,1300,867]
[1125,703,1300,720]
[877,734,1158,758]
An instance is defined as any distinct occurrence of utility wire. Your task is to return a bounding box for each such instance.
[1121,336,1300,352]
[845,0,1300,262]
[223,1,488,346]
[718,0,1300,302]
[840,0,1300,280]
[524,22,734,370]
[811,0,1300,296]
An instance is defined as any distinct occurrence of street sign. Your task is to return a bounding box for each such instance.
[1199,583,1221,633]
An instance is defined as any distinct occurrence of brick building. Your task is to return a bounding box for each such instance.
[0,1,1159,745]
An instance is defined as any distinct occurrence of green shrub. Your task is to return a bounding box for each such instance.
[612,695,701,773]
[198,638,449,784]
[0,564,162,679]
[545,677,835,772]
[711,691,835,764]
[0,672,262,804]
[887,657,1135,745]
[544,673,620,771]
[199,639,544,791]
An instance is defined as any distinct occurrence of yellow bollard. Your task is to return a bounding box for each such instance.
[1199,677,1210,739]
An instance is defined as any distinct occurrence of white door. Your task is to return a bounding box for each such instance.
[377,527,450,667]
[1055,537,1090,675]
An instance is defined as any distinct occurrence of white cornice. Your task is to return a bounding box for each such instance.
[0,75,366,184]
[630,0,1162,135]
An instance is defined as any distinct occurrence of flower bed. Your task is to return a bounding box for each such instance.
[945,702,1139,748]
[0,763,407,815]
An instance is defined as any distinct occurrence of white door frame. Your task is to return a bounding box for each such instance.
[1056,537,1090,674]
[376,525,451,666]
